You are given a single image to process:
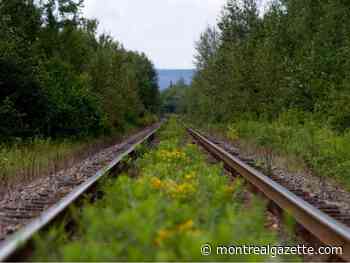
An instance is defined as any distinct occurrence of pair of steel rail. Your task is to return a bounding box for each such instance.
[1,124,349,261]
[188,128,350,262]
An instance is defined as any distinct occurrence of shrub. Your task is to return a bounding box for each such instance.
[232,114,350,187]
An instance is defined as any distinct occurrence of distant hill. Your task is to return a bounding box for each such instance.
[157,69,195,90]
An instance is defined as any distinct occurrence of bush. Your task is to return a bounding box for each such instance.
[233,113,350,187]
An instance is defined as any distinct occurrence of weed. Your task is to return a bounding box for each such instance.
[203,115,350,189]
[0,128,139,198]
[32,118,298,261]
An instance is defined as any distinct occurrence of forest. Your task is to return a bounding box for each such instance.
[166,0,350,186]
[0,0,160,141]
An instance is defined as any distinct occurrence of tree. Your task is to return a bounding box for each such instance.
[161,78,190,114]
[0,0,160,140]
[194,26,220,70]
[185,0,350,131]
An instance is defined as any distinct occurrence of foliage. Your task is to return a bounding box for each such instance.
[186,0,350,130]
[160,78,190,114]
[0,127,139,194]
[232,115,350,186]
[32,118,295,261]
[0,0,160,140]
[183,0,350,184]
[226,124,239,141]
[194,27,220,71]
[0,138,78,184]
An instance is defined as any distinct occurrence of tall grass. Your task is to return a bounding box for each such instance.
[202,110,350,189]
[0,130,137,198]
[0,113,161,199]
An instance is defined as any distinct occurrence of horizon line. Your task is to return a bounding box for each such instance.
[156,68,195,70]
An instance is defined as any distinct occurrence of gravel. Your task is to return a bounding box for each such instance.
[0,125,158,241]
[205,133,350,220]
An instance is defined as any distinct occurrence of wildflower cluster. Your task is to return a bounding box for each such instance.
[149,172,197,200]
[155,219,200,246]
[156,148,188,163]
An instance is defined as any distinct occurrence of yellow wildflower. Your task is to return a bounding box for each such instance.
[177,219,194,232]
[150,177,162,189]
[163,179,177,189]
[155,229,173,246]
[154,220,199,246]
[157,149,186,161]
[178,183,196,193]
[185,171,196,180]
[167,182,196,199]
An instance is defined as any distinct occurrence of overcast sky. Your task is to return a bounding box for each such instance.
[83,0,226,69]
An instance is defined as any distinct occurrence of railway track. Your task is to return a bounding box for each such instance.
[187,128,350,262]
[0,124,161,261]
[1,122,349,261]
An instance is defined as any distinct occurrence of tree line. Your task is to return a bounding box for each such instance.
[185,0,350,132]
[160,78,189,114]
[0,0,160,141]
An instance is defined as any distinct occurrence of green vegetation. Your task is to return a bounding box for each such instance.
[199,112,350,188]
[33,118,295,261]
[0,0,160,189]
[0,130,138,195]
[174,0,350,187]
[160,78,190,114]
[187,0,350,129]
[233,114,350,185]
[0,0,160,141]
[0,139,81,189]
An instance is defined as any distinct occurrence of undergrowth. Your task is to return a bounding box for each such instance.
[0,125,141,197]
[197,110,350,190]
[32,118,298,261]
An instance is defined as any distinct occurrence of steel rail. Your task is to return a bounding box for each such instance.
[188,128,350,261]
[0,124,161,261]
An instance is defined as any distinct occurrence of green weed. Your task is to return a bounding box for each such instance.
[220,113,350,189]
[32,118,297,261]
[0,128,139,197]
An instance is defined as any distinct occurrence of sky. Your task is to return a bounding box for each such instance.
[83,0,227,69]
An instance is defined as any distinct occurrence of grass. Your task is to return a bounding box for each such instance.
[0,127,141,198]
[193,110,350,190]
[32,117,299,261]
